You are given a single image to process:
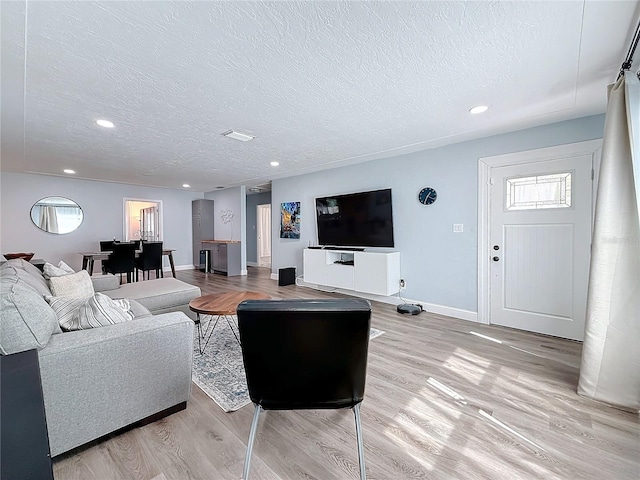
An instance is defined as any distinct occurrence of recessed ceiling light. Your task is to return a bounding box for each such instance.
[96,119,115,128]
[63,169,76,174]
[222,130,254,142]
[270,161,280,167]
[469,105,489,114]
[182,184,190,188]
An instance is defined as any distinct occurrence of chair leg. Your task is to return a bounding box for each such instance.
[243,404,262,480]
[353,403,366,480]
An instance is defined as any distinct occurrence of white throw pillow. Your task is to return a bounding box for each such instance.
[45,295,87,330]
[46,293,135,331]
[58,261,75,273]
[110,298,135,322]
[43,261,75,279]
[48,270,94,299]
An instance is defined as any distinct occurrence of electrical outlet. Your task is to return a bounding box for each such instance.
[400,279,406,289]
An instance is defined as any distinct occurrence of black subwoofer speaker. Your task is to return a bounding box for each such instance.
[278,267,296,286]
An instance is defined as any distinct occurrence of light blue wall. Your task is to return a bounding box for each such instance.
[204,186,247,272]
[271,114,606,312]
[245,191,272,264]
[0,172,203,270]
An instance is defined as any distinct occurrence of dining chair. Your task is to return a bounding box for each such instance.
[99,240,115,274]
[106,242,136,284]
[236,298,372,480]
[135,241,163,281]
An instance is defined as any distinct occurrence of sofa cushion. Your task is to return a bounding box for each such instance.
[128,299,153,319]
[49,270,95,299]
[91,274,120,293]
[3,259,51,296]
[0,277,59,354]
[105,277,200,312]
[13,267,52,297]
[7,258,46,279]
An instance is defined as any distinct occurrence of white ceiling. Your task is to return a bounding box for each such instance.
[1,1,638,192]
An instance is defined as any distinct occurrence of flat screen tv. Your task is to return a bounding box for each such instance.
[315,188,394,248]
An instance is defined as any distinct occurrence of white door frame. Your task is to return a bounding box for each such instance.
[122,198,164,242]
[256,203,271,267]
[477,139,602,325]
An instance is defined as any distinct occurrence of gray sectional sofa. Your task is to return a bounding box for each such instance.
[0,258,201,456]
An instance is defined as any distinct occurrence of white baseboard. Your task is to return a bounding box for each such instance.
[295,278,400,307]
[246,261,259,267]
[400,298,478,323]
[163,264,197,272]
[240,269,248,276]
[295,279,478,323]
[270,273,278,281]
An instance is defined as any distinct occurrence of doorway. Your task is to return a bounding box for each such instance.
[257,204,271,268]
[478,140,601,340]
[123,199,163,242]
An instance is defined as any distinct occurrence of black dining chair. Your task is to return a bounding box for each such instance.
[106,242,136,284]
[135,241,163,281]
[99,240,115,274]
[236,298,372,480]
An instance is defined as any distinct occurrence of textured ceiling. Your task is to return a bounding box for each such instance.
[1,1,638,192]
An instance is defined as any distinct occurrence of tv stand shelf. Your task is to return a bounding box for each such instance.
[303,248,400,296]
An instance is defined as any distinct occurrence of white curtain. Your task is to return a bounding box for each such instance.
[578,75,640,412]
[258,205,271,257]
[39,206,59,233]
[625,72,640,218]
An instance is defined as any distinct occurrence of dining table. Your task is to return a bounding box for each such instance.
[79,249,176,278]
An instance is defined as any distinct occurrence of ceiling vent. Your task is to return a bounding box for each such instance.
[222,130,254,142]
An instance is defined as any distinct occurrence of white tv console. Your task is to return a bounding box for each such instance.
[303,248,400,296]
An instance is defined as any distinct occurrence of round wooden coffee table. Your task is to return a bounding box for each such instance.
[189,291,271,354]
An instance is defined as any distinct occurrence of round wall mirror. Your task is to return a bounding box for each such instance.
[30,196,84,234]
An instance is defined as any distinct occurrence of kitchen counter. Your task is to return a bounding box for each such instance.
[200,241,241,275]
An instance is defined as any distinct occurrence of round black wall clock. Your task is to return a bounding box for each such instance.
[418,187,437,205]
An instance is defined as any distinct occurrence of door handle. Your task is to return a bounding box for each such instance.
[492,256,500,262]
[493,245,500,250]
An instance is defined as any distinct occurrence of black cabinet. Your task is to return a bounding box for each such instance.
[1,349,54,480]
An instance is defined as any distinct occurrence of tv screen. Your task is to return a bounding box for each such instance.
[315,188,394,248]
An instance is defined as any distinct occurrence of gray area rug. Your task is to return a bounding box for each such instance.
[192,319,384,412]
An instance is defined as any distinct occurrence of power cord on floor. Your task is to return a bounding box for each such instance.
[295,274,337,293]
[396,289,423,315]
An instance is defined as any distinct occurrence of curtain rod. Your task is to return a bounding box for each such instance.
[618,18,640,80]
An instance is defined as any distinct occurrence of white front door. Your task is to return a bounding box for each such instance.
[489,155,593,340]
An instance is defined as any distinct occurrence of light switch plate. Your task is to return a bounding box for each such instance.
[453,224,464,233]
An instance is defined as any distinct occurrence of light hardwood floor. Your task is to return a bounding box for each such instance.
[53,267,639,479]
